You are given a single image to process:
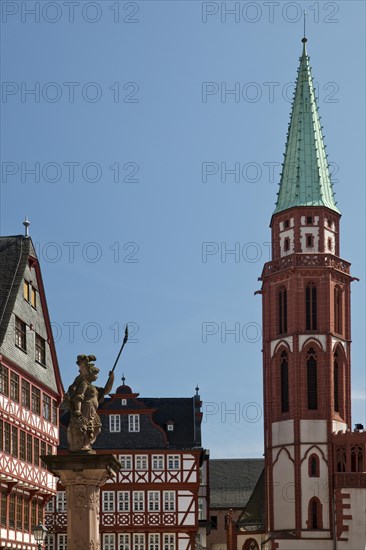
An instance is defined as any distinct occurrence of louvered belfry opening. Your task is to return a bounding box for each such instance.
[280,351,289,413]
[307,348,318,410]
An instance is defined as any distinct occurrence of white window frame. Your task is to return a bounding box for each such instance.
[118,533,131,550]
[109,414,121,432]
[148,533,160,550]
[133,491,144,512]
[58,534,67,550]
[45,534,55,550]
[167,455,180,470]
[121,398,127,405]
[128,414,140,432]
[118,491,130,512]
[135,455,148,470]
[103,534,115,550]
[163,491,175,512]
[152,455,164,470]
[163,534,175,550]
[148,491,160,511]
[46,498,55,512]
[56,491,66,512]
[102,491,115,512]
[119,455,132,470]
[133,534,145,550]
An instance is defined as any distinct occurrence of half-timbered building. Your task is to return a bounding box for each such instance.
[45,380,209,550]
[0,232,63,550]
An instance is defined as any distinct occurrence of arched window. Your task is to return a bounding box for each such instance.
[278,287,287,334]
[334,286,342,334]
[334,351,339,413]
[308,497,322,529]
[280,351,289,413]
[307,348,318,410]
[336,447,347,472]
[243,539,259,550]
[308,453,320,477]
[351,446,363,472]
[306,283,317,330]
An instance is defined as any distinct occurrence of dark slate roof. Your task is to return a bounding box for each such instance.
[209,459,264,509]
[237,469,265,531]
[0,236,30,344]
[59,389,203,451]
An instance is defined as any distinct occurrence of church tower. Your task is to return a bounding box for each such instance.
[260,36,353,547]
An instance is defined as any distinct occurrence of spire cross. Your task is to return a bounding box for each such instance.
[302,11,307,43]
[122,374,126,384]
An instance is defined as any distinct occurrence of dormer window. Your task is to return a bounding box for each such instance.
[167,421,174,432]
[128,414,140,432]
[121,399,127,406]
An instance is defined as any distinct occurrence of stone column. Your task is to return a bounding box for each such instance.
[43,454,120,550]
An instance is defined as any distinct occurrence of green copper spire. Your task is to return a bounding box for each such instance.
[273,38,340,215]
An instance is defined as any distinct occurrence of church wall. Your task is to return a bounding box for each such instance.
[272,449,295,529]
[338,489,366,550]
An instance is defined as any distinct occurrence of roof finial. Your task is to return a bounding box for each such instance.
[23,217,30,237]
[195,384,199,396]
[122,373,126,385]
[302,11,307,43]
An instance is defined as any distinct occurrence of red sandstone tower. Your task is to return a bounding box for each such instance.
[259,37,362,549]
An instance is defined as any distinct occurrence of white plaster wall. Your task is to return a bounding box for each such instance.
[324,228,335,253]
[280,228,294,256]
[300,420,327,443]
[273,448,296,530]
[300,226,319,253]
[300,446,330,529]
[271,336,293,357]
[272,421,295,446]
[299,334,326,351]
[338,489,366,550]
[332,420,347,434]
[331,337,347,355]
[211,544,227,550]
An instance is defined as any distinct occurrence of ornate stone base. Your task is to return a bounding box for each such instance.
[42,454,120,550]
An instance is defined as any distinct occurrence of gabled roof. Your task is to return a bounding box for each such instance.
[0,236,30,342]
[209,458,264,509]
[0,235,63,396]
[59,389,203,450]
[273,39,340,217]
[236,468,265,531]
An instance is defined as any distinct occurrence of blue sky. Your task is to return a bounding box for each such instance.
[1,1,365,458]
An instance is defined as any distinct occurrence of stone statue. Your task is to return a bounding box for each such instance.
[63,355,114,452]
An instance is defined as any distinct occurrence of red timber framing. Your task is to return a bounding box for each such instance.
[0,238,63,550]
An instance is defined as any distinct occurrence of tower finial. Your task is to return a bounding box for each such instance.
[23,217,30,237]
[122,373,126,385]
[302,11,307,43]
[195,384,199,396]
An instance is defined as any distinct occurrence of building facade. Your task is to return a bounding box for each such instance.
[258,37,366,549]
[45,380,209,550]
[0,234,63,550]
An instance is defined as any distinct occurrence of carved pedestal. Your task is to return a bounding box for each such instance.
[43,454,120,550]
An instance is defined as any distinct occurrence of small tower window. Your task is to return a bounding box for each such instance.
[308,497,322,529]
[306,234,314,248]
[306,216,313,225]
[328,237,333,251]
[284,219,290,229]
[284,237,290,252]
[307,348,318,410]
[280,351,289,413]
[305,283,317,330]
[308,454,320,477]
[278,287,288,334]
